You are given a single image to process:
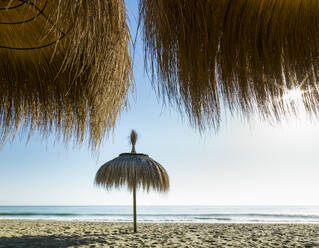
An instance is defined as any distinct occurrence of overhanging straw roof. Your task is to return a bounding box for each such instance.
[2,0,319,149]
[0,0,132,148]
[140,0,319,129]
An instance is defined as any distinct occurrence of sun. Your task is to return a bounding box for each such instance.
[272,74,309,103]
[283,88,304,101]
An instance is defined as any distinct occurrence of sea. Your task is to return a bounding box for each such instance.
[1,206,319,223]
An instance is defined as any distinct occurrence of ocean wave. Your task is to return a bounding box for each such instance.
[194,217,232,221]
[1,212,319,219]
[230,213,319,219]
[0,213,76,216]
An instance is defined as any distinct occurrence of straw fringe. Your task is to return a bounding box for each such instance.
[0,0,132,149]
[140,0,319,129]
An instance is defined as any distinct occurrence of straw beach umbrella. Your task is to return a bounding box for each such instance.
[0,0,132,149]
[95,130,169,232]
[140,0,319,130]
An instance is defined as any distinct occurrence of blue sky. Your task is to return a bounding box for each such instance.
[1,1,319,206]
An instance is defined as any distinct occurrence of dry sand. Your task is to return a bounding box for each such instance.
[0,220,318,247]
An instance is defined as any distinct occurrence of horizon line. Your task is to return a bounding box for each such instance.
[1,204,319,207]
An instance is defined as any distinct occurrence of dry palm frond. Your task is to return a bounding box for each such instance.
[140,0,319,129]
[0,0,132,149]
[95,153,169,192]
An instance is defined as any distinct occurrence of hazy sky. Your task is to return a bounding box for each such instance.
[1,1,319,206]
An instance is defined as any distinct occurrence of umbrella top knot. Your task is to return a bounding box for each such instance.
[130,130,138,153]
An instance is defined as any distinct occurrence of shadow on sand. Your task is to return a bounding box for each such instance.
[0,234,111,247]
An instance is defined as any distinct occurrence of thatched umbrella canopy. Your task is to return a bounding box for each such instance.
[95,130,169,232]
[0,0,132,148]
[140,0,319,130]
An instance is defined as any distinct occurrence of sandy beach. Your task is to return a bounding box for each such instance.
[0,220,318,247]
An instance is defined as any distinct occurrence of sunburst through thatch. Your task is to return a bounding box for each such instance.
[140,0,319,129]
[0,0,132,149]
[95,130,169,232]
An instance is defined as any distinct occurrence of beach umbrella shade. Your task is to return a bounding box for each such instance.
[140,0,319,130]
[0,0,132,149]
[95,130,169,232]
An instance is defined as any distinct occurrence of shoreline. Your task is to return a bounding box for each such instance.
[0,220,318,247]
[1,218,319,224]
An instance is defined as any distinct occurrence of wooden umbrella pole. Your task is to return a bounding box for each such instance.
[131,130,137,232]
[133,185,137,233]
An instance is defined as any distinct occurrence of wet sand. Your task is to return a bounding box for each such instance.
[0,220,318,247]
